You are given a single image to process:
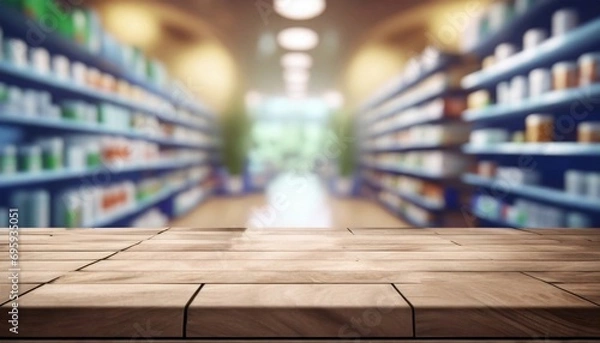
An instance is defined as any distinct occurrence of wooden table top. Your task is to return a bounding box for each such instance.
[1,227,599,341]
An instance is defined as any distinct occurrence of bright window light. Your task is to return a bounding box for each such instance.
[277,27,319,51]
[281,52,313,69]
[324,90,344,109]
[286,83,307,92]
[274,0,326,20]
[284,69,310,84]
[288,92,307,100]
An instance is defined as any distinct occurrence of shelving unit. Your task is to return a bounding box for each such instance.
[463,84,600,123]
[357,50,473,227]
[463,173,600,213]
[461,1,600,228]
[0,2,221,228]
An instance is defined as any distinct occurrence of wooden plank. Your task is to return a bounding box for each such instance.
[168,227,248,232]
[0,251,114,261]
[523,229,600,235]
[432,228,530,235]
[13,243,139,252]
[448,238,563,245]
[125,241,462,252]
[107,251,600,261]
[0,228,165,235]
[187,284,412,338]
[0,271,68,284]
[0,261,96,272]
[555,284,600,304]
[80,259,600,272]
[394,273,600,337]
[525,272,600,283]
[0,284,199,338]
[0,235,152,243]
[0,283,40,303]
[53,271,524,284]
[460,245,599,252]
[349,228,437,235]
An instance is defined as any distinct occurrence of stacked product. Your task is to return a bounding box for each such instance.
[0,1,219,228]
[174,186,209,217]
[131,208,169,228]
[357,47,475,227]
[3,0,170,89]
[461,1,600,228]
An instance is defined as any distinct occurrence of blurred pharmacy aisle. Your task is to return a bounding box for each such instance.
[1,0,600,229]
[171,173,407,228]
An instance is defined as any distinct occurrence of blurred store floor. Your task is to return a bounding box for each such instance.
[171,195,407,228]
[172,173,407,228]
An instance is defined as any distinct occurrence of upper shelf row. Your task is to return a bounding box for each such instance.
[0,3,215,122]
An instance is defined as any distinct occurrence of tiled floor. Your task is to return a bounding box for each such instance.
[1,227,599,341]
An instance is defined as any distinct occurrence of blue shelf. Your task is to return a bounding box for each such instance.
[362,143,463,154]
[475,213,520,229]
[362,163,459,182]
[0,114,217,150]
[360,55,459,112]
[0,159,209,188]
[364,116,459,139]
[0,63,213,132]
[463,0,565,57]
[365,80,456,125]
[92,176,208,228]
[462,18,600,91]
[463,143,600,156]
[0,3,214,120]
[463,173,600,212]
[377,199,433,227]
[463,85,600,123]
[365,178,444,211]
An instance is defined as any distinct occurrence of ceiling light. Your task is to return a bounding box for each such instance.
[273,0,327,20]
[284,69,310,84]
[274,0,326,20]
[277,27,319,51]
[281,52,313,69]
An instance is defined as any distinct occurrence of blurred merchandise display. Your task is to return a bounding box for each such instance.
[0,0,220,228]
[461,1,600,228]
[357,48,474,227]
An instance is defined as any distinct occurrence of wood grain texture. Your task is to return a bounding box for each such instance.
[0,226,599,339]
[555,284,600,304]
[524,272,600,284]
[0,283,39,303]
[187,284,412,338]
[0,284,200,338]
[79,259,600,272]
[394,273,600,338]
[0,251,115,261]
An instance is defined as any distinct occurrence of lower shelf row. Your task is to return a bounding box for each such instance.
[0,166,213,228]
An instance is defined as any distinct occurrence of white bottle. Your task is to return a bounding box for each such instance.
[30,189,50,227]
